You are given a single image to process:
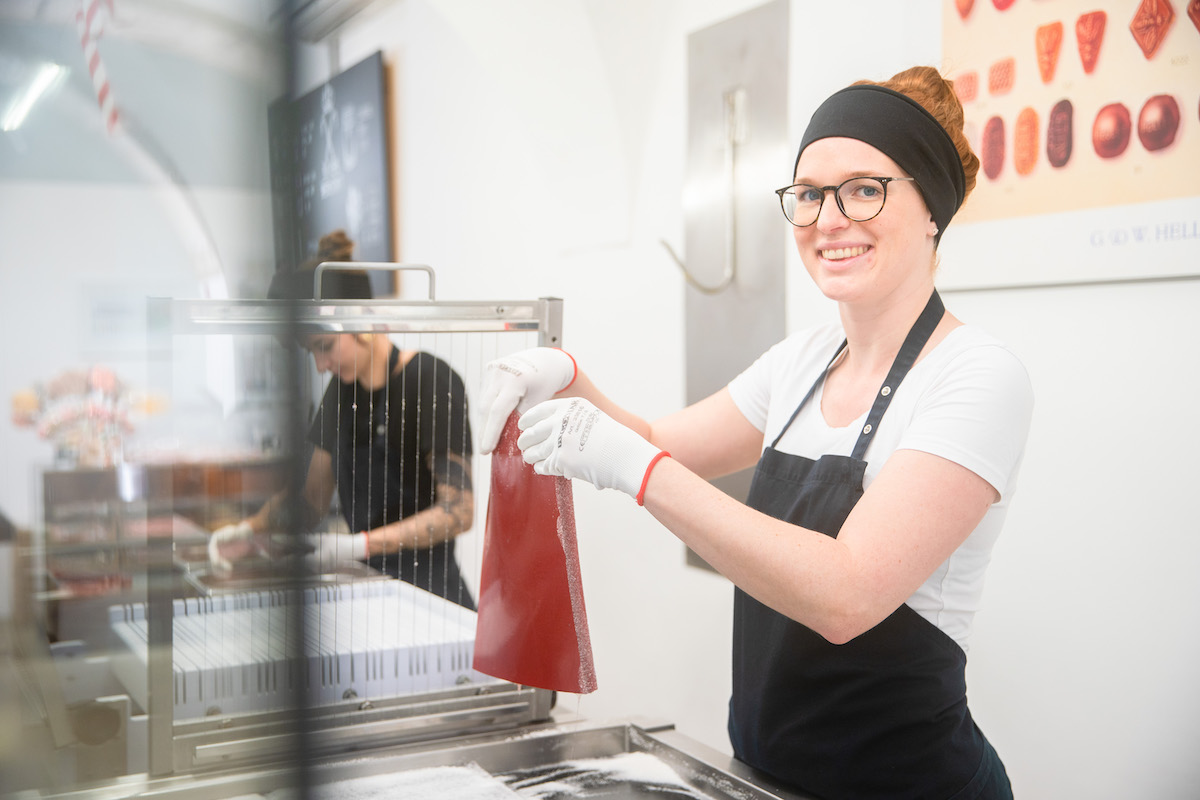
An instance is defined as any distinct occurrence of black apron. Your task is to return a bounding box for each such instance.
[729,292,1009,799]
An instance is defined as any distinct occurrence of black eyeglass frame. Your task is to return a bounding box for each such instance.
[774,176,917,227]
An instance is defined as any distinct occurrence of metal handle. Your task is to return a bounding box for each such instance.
[314,262,437,301]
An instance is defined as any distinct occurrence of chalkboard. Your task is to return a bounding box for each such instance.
[268,51,394,296]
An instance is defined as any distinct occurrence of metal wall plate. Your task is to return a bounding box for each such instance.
[683,0,789,568]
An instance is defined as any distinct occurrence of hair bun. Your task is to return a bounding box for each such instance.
[317,229,355,262]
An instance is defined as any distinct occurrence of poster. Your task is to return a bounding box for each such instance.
[938,0,1200,289]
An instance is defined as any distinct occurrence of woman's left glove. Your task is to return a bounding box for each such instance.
[208,521,257,574]
[517,398,669,505]
[478,348,577,455]
[302,532,368,573]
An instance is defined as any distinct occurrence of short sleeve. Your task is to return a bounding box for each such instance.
[727,346,777,433]
[897,344,1033,501]
[414,355,474,473]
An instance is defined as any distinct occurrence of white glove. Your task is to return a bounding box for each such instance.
[479,347,577,455]
[303,532,368,573]
[208,520,255,574]
[517,398,668,503]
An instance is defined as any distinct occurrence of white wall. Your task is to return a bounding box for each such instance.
[950,282,1200,798]
[337,0,733,750]
[331,1,1200,798]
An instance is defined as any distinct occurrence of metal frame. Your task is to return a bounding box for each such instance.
[140,290,564,777]
[158,297,563,344]
[171,682,556,773]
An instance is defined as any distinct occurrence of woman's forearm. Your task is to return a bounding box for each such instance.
[364,483,474,554]
[563,369,653,440]
[365,451,475,555]
[640,448,995,644]
[641,457,857,640]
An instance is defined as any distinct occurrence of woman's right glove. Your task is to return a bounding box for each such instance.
[302,532,369,573]
[479,347,576,454]
[517,397,669,505]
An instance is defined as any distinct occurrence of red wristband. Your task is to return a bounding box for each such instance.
[557,349,578,393]
[636,451,671,506]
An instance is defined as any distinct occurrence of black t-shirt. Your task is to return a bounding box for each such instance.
[309,347,475,608]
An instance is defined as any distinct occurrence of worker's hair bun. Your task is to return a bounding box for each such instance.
[317,230,355,262]
[267,229,371,302]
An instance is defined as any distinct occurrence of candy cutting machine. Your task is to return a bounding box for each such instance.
[2,266,810,800]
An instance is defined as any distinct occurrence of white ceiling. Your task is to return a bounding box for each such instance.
[0,0,286,80]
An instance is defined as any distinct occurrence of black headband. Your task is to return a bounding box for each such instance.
[795,84,966,242]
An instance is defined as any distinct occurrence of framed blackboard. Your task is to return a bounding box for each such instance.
[268,51,395,296]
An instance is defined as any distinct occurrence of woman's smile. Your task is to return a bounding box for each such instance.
[818,244,872,262]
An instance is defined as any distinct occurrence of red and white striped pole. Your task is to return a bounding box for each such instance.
[76,0,119,134]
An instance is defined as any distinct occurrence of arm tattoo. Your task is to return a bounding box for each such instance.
[438,452,474,493]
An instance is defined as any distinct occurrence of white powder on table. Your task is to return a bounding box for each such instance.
[246,750,703,799]
[504,751,700,798]
[263,762,521,800]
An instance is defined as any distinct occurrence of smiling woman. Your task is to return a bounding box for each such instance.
[474,65,1032,800]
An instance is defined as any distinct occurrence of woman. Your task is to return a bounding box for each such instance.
[479,67,1032,798]
[210,232,476,609]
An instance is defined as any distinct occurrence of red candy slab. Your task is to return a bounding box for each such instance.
[473,413,597,694]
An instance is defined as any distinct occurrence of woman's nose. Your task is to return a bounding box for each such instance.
[815,190,849,231]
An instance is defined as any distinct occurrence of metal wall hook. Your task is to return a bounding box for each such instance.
[663,87,746,295]
[660,239,734,295]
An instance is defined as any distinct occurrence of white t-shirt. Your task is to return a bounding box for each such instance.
[727,323,1034,651]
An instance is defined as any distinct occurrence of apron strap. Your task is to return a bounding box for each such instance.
[769,341,847,450]
[850,291,944,461]
[769,292,945,455]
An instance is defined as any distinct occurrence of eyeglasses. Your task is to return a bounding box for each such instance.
[775,176,916,227]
